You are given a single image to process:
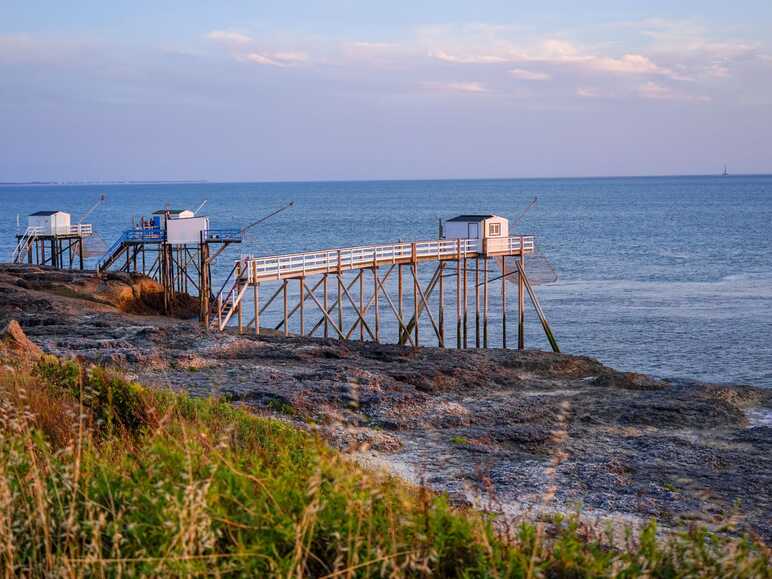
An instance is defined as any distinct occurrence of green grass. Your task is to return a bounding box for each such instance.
[0,351,769,577]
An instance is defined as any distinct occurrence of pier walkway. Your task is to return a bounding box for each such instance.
[214,235,559,352]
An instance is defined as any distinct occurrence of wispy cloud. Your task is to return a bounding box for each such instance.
[431,50,511,64]
[576,87,601,98]
[428,38,686,80]
[509,68,550,80]
[206,29,308,67]
[238,51,308,67]
[638,81,710,102]
[206,30,253,46]
[423,81,488,94]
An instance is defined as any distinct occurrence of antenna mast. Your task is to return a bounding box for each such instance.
[78,193,107,224]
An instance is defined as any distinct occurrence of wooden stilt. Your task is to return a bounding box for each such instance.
[359,270,365,341]
[323,274,329,338]
[254,281,260,335]
[516,260,560,353]
[501,260,507,349]
[373,267,380,342]
[462,257,468,348]
[475,257,480,348]
[412,263,419,347]
[456,240,461,349]
[299,277,305,336]
[483,257,489,348]
[438,262,445,347]
[236,262,243,335]
[283,280,289,337]
[398,264,403,329]
[337,274,343,333]
[518,247,525,351]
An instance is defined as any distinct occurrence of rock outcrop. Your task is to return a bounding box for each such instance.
[1,264,770,541]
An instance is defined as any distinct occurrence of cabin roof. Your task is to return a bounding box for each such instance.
[446,214,495,222]
[152,209,189,215]
[29,210,65,216]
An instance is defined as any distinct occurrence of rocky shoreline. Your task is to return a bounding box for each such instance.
[2,264,770,541]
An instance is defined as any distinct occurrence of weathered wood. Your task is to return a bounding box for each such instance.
[456,241,461,348]
[399,265,442,345]
[323,274,329,338]
[483,257,489,348]
[299,277,305,335]
[475,257,480,348]
[302,279,345,339]
[359,270,365,341]
[438,262,445,347]
[518,248,525,351]
[373,267,380,342]
[274,276,325,331]
[372,268,414,347]
[462,257,468,348]
[339,273,376,340]
[254,281,260,335]
[515,259,560,353]
[410,264,443,343]
[501,259,507,349]
[283,280,289,337]
[237,262,243,334]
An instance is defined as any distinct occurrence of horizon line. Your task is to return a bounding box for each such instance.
[1,172,771,187]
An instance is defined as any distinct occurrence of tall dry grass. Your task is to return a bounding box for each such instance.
[0,350,768,577]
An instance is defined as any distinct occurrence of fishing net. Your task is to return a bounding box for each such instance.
[494,251,558,286]
[83,233,108,257]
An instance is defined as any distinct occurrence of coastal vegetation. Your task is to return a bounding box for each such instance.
[0,338,768,577]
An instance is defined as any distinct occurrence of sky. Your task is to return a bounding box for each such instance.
[1,1,771,182]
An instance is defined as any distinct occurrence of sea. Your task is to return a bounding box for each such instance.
[1,175,771,388]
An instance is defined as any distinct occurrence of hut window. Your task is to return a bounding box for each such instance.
[489,222,501,236]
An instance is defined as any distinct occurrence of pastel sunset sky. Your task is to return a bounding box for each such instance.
[1,1,771,181]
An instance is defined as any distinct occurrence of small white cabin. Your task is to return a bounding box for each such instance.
[28,211,71,235]
[442,214,509,240]
[166,216,210,245]
[151,209,195,229]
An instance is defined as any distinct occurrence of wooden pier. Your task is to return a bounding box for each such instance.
[97,225,242,317]
[214,235,559,352]
[13,224,93,270]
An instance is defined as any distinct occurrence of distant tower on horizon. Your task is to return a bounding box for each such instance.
[722,164,729,177]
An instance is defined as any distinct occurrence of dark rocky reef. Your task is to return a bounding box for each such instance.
[1,264,770,541]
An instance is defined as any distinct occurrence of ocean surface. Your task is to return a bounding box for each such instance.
[1,175,771,387]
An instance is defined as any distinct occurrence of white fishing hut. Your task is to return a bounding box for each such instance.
[442,214,509,240]
[150,209,209,245]
[28,210,72,235]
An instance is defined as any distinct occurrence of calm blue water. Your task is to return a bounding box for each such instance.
[1,176,771,387]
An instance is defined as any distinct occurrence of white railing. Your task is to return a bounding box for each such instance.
[242,236,534,283]
[23,224,93,236]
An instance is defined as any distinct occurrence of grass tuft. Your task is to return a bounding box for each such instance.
[0,349,768,577]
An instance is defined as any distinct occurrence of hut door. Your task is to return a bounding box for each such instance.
[467,223,480,238]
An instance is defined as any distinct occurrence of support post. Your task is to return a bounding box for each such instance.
[456,240,461,349]
[438,261,445,347]
[236,261,243,335]
[518,245,525,351]
[254,281,260,335]
[501,259,507,349]
[283,280,289,337]
[483,257,489,348]
[323,274,329,338]
[359,270,365,341]
[373,267,380,342]
[299,277,305,336]
[462,257,468,348]
[475,257,480,348]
